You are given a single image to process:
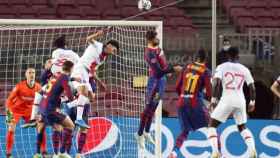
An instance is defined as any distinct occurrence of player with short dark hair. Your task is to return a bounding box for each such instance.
[169,49,212,158]
[208,47,257,158]
[39,60,75,158]
[135,30,182,148]
[70,30,119,129]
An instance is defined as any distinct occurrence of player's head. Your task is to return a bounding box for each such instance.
[54,35,66,49]
[62,60,74,74]
[44,59,53,70]
[146,30,159,47]
[226,46,239,61]
[104,40,119,55]
[195,49,207,63]
[25,68,36,82]
[223,38,231,50]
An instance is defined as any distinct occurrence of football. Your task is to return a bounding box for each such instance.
[138,0,152,11]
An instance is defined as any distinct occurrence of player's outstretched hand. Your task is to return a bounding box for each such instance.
[248,100,255,112]
[248,105,255,112]
[96,30,104,37]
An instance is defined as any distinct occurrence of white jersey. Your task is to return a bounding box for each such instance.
[211,62,254,125]
[77,41,105,71]
[214,62,254,102]
[71,41,106,92]
[51,48,80,74]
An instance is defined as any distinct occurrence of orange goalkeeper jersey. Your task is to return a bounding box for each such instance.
[6,80,41,115]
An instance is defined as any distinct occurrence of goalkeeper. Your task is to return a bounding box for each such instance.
[5,68,45,158]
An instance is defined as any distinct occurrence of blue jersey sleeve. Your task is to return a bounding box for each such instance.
[146,51,174,78]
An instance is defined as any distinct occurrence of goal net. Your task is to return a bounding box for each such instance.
[0,19,162,158]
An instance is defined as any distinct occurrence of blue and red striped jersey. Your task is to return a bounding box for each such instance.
[40,73,73,114]
[144,47,173,79]
[176,62,211,107]
[40,69,53,85]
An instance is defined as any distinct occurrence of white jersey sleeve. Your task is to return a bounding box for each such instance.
[244,67,254,85]
[78,41,104,70]
[214,65,223,79]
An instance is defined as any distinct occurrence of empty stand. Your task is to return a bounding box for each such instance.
[223,0,280,32]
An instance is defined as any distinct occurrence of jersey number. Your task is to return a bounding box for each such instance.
[54,58,67,66]
[225,72,245,90]
[184,73,199,94]
[46,79,56,93]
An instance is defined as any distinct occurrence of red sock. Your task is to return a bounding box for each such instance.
[40,130,47,153]
[6,131,14,154]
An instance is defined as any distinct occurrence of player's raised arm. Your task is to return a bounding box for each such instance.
[86,30,104,44]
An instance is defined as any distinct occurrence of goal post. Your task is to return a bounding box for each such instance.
[0,19,163,158]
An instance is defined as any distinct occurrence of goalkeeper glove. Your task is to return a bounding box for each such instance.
[6,109,14,124]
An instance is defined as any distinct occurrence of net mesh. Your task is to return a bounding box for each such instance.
[0,22,160,158]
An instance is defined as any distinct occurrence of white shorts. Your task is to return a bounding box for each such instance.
[71,65,93,92]
[211,98,247,125]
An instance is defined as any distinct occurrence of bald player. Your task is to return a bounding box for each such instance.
[5,68,44,158]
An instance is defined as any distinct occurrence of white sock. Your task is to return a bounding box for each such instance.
[241,129,256,152]
[30,92,42,120]
[76,95,89,120]
[77,105,84,120]
[30,105,38,120]
[208,127,219,153]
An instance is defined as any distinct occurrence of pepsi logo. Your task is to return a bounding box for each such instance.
[80,117,121,157]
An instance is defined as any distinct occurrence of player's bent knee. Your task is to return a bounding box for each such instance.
[8,122,16,131]
[8,125,16,132]
[63,116,75,129]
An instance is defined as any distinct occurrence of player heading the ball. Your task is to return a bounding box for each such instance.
[71,30,119,128]
[135,29,182,149]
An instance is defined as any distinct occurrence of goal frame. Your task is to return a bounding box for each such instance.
[0,19,163,158]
